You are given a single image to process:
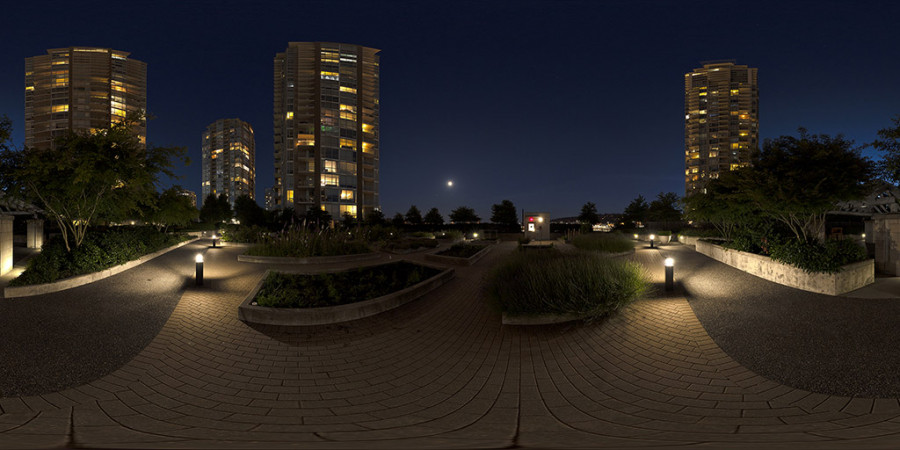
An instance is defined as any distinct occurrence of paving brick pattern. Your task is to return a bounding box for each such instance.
[3,241,900,448]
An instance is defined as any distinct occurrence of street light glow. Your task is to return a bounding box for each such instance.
[447,180,453,187]
[665,257,674,267]
[195,254,204,263]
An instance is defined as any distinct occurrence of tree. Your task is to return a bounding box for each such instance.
[0,114,188,251]
[199,193,231,225]
[233,194,265,227]
[647,192,682,222]
[341,212,356,228]
[424,207,444,227]
[450,206,480,223]
[869,115,900,184]
[405,205,423,225]
[391,212,405,228]
[682,170,757,239]
[742,130,873,242]
[304,207,332,229]
[578,202,600,225]
[622,195,649,226]
[491,200,519,228]
[147,186,198,232]
[365,209,385,226]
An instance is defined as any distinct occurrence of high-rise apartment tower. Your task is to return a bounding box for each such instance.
[684,61,758,194]
[25,47,147,150]
[201,118,255,207]
[273,42,380,219]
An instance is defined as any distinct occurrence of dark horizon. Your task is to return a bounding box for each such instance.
[2,0,899,220]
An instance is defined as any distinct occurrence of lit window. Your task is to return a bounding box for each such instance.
[341,190,354,200]
[730,143,740,149]
[730,89,740,95]
[340,111,356,121]
[340,86,357,94]
[25,86,34,91]
[286,190,294,203]
[52,104,69,113]
[339,104,356,113]
[286,111,293,119]
[739,114,750,120]
[324,160,337,173]
[362,123,373,133]
[321,174,339,186]
[362,142,374,153]
[709,151,718,158]
[340,205,357,218]
[340,138,356,149]
[296,134,314,146]
[320,71,339,81]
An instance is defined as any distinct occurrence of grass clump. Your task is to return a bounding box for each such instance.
[571,232,634,253]
[11,227,190,286]
[436,243,487,258]
[246,227,370,257]
[487,250,649,320]
[254,261,442,308]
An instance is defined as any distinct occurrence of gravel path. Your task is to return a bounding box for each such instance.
[660,243,900,397]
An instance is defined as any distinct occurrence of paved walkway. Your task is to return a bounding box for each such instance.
[4,240,900,448]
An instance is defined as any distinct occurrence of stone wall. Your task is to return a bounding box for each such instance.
[696,240,874,296]
[873,214,900,275]
[0,215,12,275]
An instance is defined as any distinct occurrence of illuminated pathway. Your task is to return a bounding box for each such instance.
[3,241,900,448]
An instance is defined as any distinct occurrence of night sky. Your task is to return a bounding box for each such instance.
[2,0,899,220]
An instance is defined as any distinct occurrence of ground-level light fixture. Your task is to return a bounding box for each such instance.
[633,233,639,239]
[212,234,218,248]
[195,254,204,286]
[649,234,656,248]
[473,233,479,238]
[862,233,866,239]
[664,257,674,291]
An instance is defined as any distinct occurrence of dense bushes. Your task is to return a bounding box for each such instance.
[246,228,370,257]
[769,239,867,274]
[571,233,634,253]
[486,250,649,320]
[11,227,190,286]
[254,261,441,308]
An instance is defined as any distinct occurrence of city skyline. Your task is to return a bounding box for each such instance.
[2,1,899,219]
[200,118,256,207]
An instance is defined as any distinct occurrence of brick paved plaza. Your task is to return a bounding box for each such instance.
[3,240,900,449]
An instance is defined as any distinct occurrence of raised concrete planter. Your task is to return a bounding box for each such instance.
[502,312,584,325]
[237,252,381,265]
[4,236,200,298]
[238,265,456,326]
[696,240,874,296]
[677,235,702,247]
[424,244,492,266]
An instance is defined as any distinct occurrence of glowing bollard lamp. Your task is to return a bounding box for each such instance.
[633,233,639,240]
[664,257,674,292]
[195,254,204,286]
[649,234,656,248]
[211,234,218,248]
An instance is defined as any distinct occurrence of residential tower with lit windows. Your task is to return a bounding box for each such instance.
[25,47,147,150]
[273,42,380,219]
[684,61,758,194]
[201,118,255,207]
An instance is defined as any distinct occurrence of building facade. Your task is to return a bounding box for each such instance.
[201,119,255,207]
[273,42,380,219]
[684,61,758,195]
[25,47,147,150]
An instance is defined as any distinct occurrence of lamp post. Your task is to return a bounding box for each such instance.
[664,257,674,292]
[650,234,656,249]
[195,254,204,286]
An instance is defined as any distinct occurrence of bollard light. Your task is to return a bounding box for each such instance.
[862,233,866,239]
[664,257,674,291]
[633,233,639,239]
[650,234,656,248]
[211,234,218,248]
[195,253,204,286]
[473,233,479,239]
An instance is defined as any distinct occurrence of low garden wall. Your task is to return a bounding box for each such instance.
[696,240,874,296]
[4,237,200,298]
[677,235,701,247]
[424,245,492,266]
[237,252,381,265]
[238,267,455,326]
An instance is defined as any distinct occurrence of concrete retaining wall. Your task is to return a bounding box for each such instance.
[424,244,492,266]
[4,237,200,298]
[238,266,455,326]
[237,252,381,265]
[0,216,12,276]
[696,240,874,296]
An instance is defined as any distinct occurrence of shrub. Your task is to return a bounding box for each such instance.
[222,224,269,243]
[571,233,634,253]
[254,261,442,308]
[436,243,487,258]
[769,238,867,274]
[381,238,440,251]
[246,227,370,257]
[409,231,435,239]
[11,227,189,286]
[486,250,649,320]
[677,228,722,238]
[654,230,672,236]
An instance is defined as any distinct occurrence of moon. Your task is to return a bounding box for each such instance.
[447,180,453,187]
